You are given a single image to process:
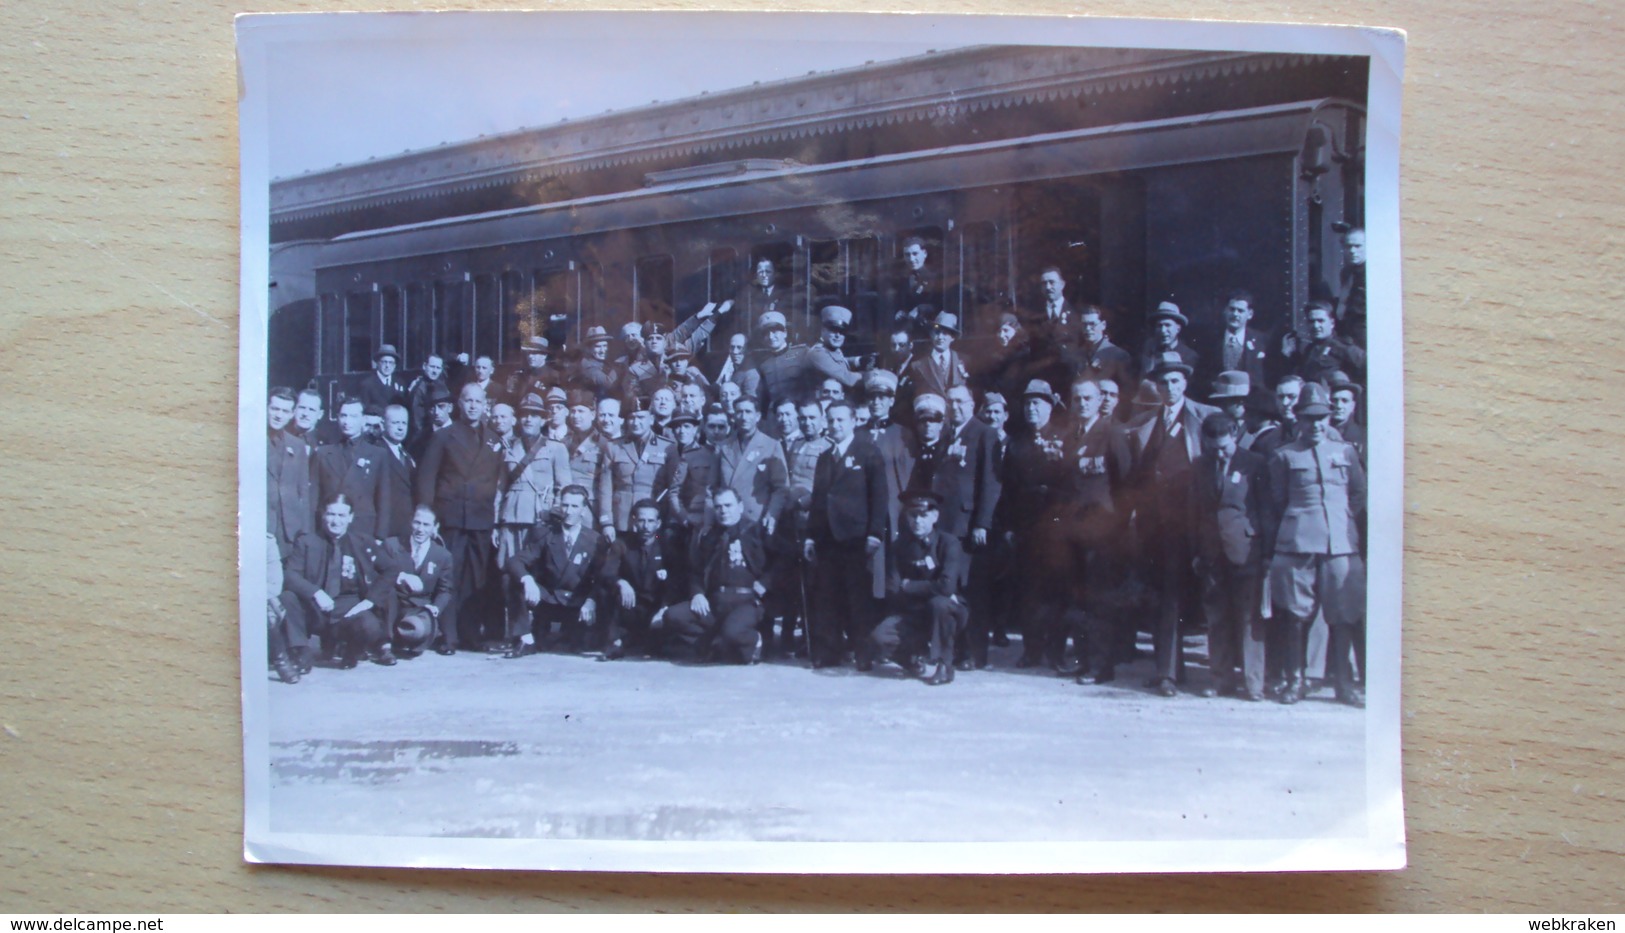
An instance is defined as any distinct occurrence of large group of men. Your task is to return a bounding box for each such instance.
[263,228,1371,706]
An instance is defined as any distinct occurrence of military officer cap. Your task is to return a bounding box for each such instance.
[863,369,899,397]
[667,343,693,361]
[900,488,944,512]
[373,343,400,362]
[932,311,961,335]
[1021,379,1058,405]
[1296,382,1334,418]
[1149,301,1189,328]
[646,322,665,338]
[1148,350,1194,378]
[669,410,700,427]
[1131,379,1163,408]
[758,310,788,331]
[819,305,854,332]
[566,389,596,410]
[544,386,569,405]
[913,393,947,417]
[584,326,612,345]
[518,392,549,414]
[428,383,454,406]
[521,335,550,355]
[1327,370,1362,397]
[1210,370,1251,400]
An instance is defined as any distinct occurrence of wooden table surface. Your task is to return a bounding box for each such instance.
[2,0,1621,913]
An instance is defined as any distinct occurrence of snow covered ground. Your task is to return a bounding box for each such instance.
[263,638,1366,846]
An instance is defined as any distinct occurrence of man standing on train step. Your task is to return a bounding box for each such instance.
[889,236,939,341]
[357,344,408,415]
[806,305,864,394]
[754,311,810,419]
[505,336,567,405]
[415,381,505,654]
[1137,302,1202,387]
[575,326,625,400]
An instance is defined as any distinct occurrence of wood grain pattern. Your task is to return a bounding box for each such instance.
[1,0,1621,913]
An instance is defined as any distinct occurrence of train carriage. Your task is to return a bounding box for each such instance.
[267,46,1367,407]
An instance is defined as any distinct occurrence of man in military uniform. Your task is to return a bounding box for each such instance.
[1335,225,1367,347]
[283,495,395,669]
[1193,412,1270,700]
[1265,383,1367,706]
[860,369,916,535]
[869,489,967,685]
[563,389,612,521]
[806,305,864,394]
[575,326,624,400]
[357,344,408,415]
[889,236,939,341]
[492,392,574,655]
[415,381,505,654]
[1282,301,1366,388]
[1251,375,1309,456]
[291,386,341,448]
[1137,301,1202,385]
[753,311,810,419]
[601,499,689,660]
[506,485,607,656]
[374,504,455,660]
[267,386,314,554]
[664,487,772,663]
[649,385,678,440]
[312,396,392,545]
[804,401,888,668]
[665,344,710,393]
[997,379,1077,671]
[504,336,566,405]
[666,408,720,532]
[601,396,676,535]
[1125,353,1220,696]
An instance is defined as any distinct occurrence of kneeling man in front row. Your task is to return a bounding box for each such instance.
[282,494,395,669]
[664,487,771,664]
[868,489,967,685]
[506,485,606,656]
[375,504,455,659]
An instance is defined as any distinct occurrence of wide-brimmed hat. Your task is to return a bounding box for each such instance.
[395,611,433,648]
[1210,370,1251,400]
[1296,382,1334,417]
[931,312,960,335]
[1148,301,1188,329]
[373,344,400,362]
[518,393,548,414]
[583,326,612,345]
[1148,350,1194,378]
[520,335,550,355]
[1131,379,1163,407]
[1327,370,1362,398]
[427,384,453,406]
[1021,379,1058,404]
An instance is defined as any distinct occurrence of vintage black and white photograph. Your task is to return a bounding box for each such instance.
[237,12,1405,872]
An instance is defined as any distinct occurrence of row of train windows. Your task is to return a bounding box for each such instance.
[322,224,1003,374]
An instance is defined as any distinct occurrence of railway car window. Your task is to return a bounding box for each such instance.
[403,284,433,369]
[533,268,577,352]
[634,255,675,330]
[960,221,1001,335]
[344,291,375,374]
[807,240,842,301]
[318,293,343,377]
[847,237,879,295]
[380,286,404,358]
[501,271,527,363]
[707,249,737,305]
[471,274,501,363]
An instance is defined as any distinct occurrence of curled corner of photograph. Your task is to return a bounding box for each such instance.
[238,11,1405,874]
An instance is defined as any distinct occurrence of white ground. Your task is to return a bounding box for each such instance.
[265,637,1366,844]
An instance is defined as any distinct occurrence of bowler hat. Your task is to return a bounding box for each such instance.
[1210,370,1251,400]
[1149,301,1189,329]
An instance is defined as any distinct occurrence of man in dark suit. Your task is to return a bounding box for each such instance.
[357,344,407,415]
[869,490,967,685]
[860,368,917,535]
[311,396,391,545]
[374,504,454,659]
[1125,352,1220,696]
[407,354,451,443]
[504,336,568,406]
[804,401,889,668]
[903,312,971,404]
[506,485,607,656]
[1064,378,1133,684]
[1074,307,1137,405]
[267,386,314,554]
[601,499,689,660]
[664,487,772,664]
[1328,371,1367,465]
[374,404,417,546]
[1137,301,1202,385]
[282,495,395,669]
[1265,383,1367,707]
[415,381,505,653]
[1193,413,1269,700]
[996,379,1078,671]
[889,236,940,341]
[1198,292,1271,412]
[1281,301,1366,388]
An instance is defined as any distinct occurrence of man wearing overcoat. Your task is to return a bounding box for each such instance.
[804,401,889,668]
[1192,412,1270,700]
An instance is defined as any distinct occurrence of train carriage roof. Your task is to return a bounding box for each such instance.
[270,45,1365,243]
